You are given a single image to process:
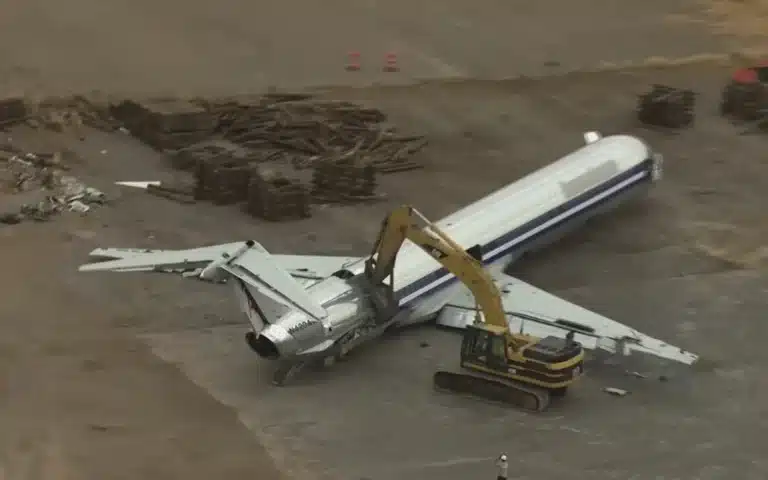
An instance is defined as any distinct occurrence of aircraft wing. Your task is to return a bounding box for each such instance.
[436,273,698,365]
[79,244,360,280]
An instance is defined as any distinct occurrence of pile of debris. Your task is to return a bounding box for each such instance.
[311,159,379,203]
[0,145,105,224]
[246,170,310,221]
[637,84,696,129]
[204,94,427,174]
[111,99,217,150]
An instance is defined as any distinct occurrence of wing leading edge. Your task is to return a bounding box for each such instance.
[436,273,698,365]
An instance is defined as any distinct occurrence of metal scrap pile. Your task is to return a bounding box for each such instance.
[0,145,105,224]
[246,170,310,221]
[637,84,696,129]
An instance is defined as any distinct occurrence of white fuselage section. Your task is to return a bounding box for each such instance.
[249,135,662,360]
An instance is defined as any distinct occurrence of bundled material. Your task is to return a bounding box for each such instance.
[311,159,381,203]
[720,81,768,123]
[194,157,252,205]
[246,170,310,221]
[111,99,217,150]
[637,84,695,129]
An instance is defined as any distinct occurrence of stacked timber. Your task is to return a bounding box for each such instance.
[311,159,379,203]
[172,139,253,171]
[110,99,217,150]
[637,84,696,129]
[246,170,310,221]
[194,156,252,205]
[720,81,768,123]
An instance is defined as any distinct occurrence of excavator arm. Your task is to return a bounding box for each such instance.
[364,205,508,330]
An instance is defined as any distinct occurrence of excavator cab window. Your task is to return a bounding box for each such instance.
[489,335,506,361]
[468,330,490,356]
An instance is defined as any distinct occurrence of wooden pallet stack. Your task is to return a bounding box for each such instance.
[246,171,310,221]
[311,159,379,203]
[720,81,768,123]
[194,157,252,205]
[637,84,696,129]
[110,99,217,151]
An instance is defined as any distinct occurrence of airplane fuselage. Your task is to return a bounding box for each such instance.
[247,134,663,363]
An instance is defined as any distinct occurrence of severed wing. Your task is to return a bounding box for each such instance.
[436,273,698,365]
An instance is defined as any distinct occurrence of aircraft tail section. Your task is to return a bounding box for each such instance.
[220,242,328,322]
[80,240,329,323]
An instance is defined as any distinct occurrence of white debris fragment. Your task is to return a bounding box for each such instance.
[603,387,629,397]
[67,200,90,213]
[115,181,161,189]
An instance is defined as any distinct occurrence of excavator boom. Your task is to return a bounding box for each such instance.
[364,205,585,413]
[364,205,508,329]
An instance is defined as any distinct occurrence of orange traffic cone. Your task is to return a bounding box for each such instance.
[382,52,399,72]
[346,51,361,71]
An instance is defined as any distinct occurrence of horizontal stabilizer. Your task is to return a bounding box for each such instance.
[79,243,246,273]
[220,243,328,321]
[437,273,698,365]
[79,245,360,281]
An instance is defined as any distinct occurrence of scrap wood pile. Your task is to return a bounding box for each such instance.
[198,93,428,174]
[637,84,696,129]
[0,144,106,224]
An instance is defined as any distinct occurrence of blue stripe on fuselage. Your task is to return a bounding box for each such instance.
[395,159,655,305]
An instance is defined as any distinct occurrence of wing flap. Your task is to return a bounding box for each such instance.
[437,274,698,365]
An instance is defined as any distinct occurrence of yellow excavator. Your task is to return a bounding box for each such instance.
[364,205,585,412]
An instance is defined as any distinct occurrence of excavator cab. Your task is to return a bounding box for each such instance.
[459,323,584,393]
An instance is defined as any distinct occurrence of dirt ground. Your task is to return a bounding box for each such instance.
[2,63,768,480]
[0,0,734,97]
[1,1,768,479]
